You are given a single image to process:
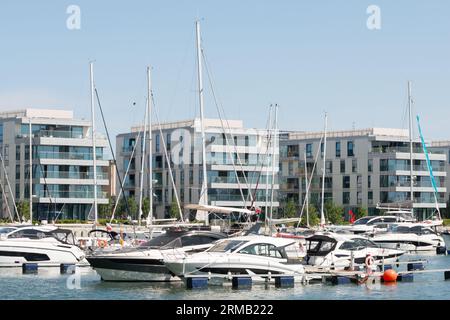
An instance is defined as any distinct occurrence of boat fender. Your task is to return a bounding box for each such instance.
[97,239,108,248]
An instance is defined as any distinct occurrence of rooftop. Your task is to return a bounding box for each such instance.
[286,128,410,141]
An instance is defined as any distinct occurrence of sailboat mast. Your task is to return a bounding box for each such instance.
[196,20,209,226]
[138,101,148,226]
[320,112,327,227]
[29,117,33,223]
[304,151,309,228]
[265,105,273,229]
[408,81,414,215]
[89,62,98,225]
[269,104,278,229]
[147,66,153,225]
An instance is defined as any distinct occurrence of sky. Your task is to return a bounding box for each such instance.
[1,0,450,157]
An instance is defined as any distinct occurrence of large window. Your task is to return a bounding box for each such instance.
[343,176,350,188]
[343,192,350,204]
[340,160,346,173]
[347,141,354,157]
[352,159,357,173]
[368,159,373,172]
[335,141,341,158]
[306,143,312,158]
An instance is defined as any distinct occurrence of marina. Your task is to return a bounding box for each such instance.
[1,2,450,305]
[0,254,448,300]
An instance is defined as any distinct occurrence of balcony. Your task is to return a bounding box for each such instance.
[37,151,103,161]
[371,146,445,155]
[37,171,108,180]
[18,130,84,139]
[36,190,108,199]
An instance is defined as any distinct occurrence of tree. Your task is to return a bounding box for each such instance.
[170,198,180,219]
[142,197,150,218]
[17,200,30,222]
[325,201,344,225]
[355,207,368,220]
[284,199,298,218]
[98,196,114,219]
[300,204,320,226]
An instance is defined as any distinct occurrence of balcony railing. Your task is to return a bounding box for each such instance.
[371,146,445,154]
[37,171,108,180]
[37,151,103,161]
[36,190,108,199]
[19,130,85,139]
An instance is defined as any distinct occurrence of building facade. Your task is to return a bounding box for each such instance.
[0,109,109,221]
[279,128,447,220]
[116,118,279,220]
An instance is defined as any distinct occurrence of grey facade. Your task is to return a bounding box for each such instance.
[0,109,109,221]
[116,118,279,220]
[279,128,447,220]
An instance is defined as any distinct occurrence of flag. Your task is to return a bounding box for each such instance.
[349,210,355,224]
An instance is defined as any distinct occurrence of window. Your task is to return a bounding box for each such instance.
[368,159,373,172]
[320,142,324,157]
[357,191,362,205]
[368,175,371,188]
[16,146,20,161]
[343,176,350,188]
[335,141,341,158]
[343,192,350,204]
[352,159,357,173]
[368,191,373,204]
[347,141,354,157]
[208,240,248,253]
[306,144,312,158]
[326,161,332,174]
[340,160,345,173]
[166,133,171,150]
[357,175,362,188]
[155,134,160,153]
[238,244,283,258]
[380,159,388,171]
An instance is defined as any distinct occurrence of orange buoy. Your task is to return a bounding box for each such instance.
[383,269,398,282]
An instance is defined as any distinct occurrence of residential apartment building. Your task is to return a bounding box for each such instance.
[116,118,279,220]
[429,140,450,216]
[279,128,447,220]
[0,109,109,221]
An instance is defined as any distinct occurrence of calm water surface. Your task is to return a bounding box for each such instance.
[0,254,449,300]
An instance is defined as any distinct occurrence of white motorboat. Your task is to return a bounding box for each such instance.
[369,223,446,253]
[163,235,306,282]
[86,228,227,282]
[305,232,405,270]
[0,225,87,267]
[328,211,416,235]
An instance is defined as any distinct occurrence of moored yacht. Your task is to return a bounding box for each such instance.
[369,223,446,253]
[0,225,87,267]
[304,232,405,270]
[86,228,227,282]
[163,235,306,282]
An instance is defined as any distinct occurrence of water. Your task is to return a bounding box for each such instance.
[0,254,449,300]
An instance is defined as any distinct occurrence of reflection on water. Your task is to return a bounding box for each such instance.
[0,255,449,300]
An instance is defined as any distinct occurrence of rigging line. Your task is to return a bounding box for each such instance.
[201,50,247,206]
[110,127,143,223]
[151,93,184,222]
[0,182,13,222]
[167,27,196,121]
[296,134,324,228]
[202,50,266,207]
[0,149,19,222]
[34,154,57,222]
[250,106,277,211]
[94,87,131,218]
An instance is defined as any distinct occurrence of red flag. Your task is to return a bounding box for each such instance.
[349,210,355,224]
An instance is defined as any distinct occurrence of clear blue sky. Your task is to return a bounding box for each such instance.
[1,0,450,152]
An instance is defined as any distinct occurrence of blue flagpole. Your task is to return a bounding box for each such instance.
[416,115,441,220]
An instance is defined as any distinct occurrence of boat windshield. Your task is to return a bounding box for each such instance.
[207,240,248,253]
[307,238,337,256]
[139,233,184,248]
[0,227,16,234]
[353,217,372,225]
[387,225,434,235]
